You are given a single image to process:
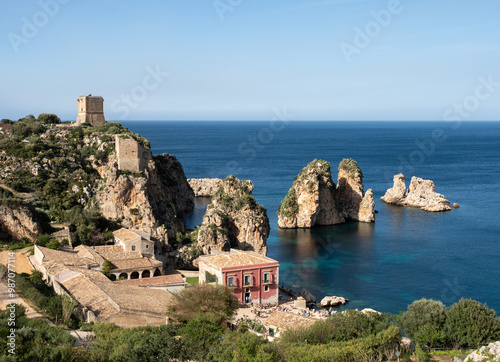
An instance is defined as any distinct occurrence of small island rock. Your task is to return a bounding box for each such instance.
[320,296,349,307]
[381,174,452,212]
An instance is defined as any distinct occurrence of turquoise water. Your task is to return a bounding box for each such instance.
[123,121,500,313]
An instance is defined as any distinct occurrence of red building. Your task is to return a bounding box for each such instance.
[199,249,279,304]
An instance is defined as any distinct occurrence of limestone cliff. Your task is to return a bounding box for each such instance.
[381,174,451,212]
[188,178,253,197]
[337,159,375,223]
[0,204,41,242]
[277,159,374,228]
[95,152,194,241]
[278,160,343,228]
[197,175,270,255]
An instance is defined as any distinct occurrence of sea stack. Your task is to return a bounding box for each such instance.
[197,175,270,255]
[381,174,452,212]
[277,159,374,228]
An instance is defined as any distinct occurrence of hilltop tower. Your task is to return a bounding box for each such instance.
[76,94,105,126]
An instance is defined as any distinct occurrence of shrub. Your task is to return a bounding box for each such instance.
[339,158,363,181]
[444,298,500,349]
[398,298,447,348]
[37,113,60,125]
[278,187,298,218]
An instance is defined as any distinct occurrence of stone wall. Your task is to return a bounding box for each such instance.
[115,135,152,173]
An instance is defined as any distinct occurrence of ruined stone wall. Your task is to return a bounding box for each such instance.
[115,135,152,173]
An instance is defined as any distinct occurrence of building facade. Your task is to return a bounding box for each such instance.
[199,249,279,305]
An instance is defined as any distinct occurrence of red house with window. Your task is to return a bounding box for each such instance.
[199,249,279,304]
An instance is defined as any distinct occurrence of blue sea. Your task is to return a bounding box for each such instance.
[123,121,500,314]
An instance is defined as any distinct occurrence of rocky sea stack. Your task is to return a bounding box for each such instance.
[277,159,375,228]
[197,175,270,255]
[381,173,451,212]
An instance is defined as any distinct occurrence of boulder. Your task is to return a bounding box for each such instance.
[299,288,316,304]
[320,296,348,307]
[381,173,406,204]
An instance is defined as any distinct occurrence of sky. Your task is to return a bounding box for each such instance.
[1,0,499,121]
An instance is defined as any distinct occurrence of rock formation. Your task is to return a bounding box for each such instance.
[188,178,253,197]
[381,174,451,212]
[197,175,270,255]
[0,204,41,242]
[464,341,500,362]
[277,159,374,228]
[95,152,194,241]
[320,296,349,307]
[299,288,316,305]
[380,173,406,204]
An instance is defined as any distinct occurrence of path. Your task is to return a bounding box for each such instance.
[0,248,53,323]
[0,183,35,199]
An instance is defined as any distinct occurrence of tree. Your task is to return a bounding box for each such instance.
[1,119,13,124]
[166,283,238,324]
[398,298,447,348]
[37,113,60,124]
[180,318,224,361]
[444,298,500,349]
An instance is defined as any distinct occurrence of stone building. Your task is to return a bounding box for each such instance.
[76,94,105,126]
[115,135,152,173]
[199,249,279,305]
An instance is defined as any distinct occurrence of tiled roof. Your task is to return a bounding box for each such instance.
[37,246,98,267]
[109,257,162,272]
[115,273,185,287]
[263,311,316,331]
[113,228,141,243]
[200,249,278,270]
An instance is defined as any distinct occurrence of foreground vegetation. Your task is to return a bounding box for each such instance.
[1,280,499,361]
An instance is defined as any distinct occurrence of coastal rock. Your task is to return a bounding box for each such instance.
[299,288,316,304]
[197,175,270,255]
[360,308,381,315]
[464,341,500,362]
[277,159,375,228]
[0,204,41,242]
[380,173,407,204]
[96,151,194,242]
[188,178,253,197]
[381,174,452,212]
[453,203,460,208]
[320,296,349,307]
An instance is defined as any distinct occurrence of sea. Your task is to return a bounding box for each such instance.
[122,120,500,314]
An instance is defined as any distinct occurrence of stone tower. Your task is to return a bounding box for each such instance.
[76,94,105,126]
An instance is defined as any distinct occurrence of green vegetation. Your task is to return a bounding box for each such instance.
[278,187,298,218]
[1,293,500,361]
[205,271,217,283]
[212,175,262,213]
[185,276,199,285]
[339,158,363,181]
[166,283,238,325]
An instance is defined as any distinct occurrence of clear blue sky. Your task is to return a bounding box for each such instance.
[1,0,499,121]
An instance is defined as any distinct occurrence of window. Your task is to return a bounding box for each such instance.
[263,272,270,284]
[146,245,149,249]
[227,276,234,287]
[131,245,136,251]
[264,285,269,292]
[244,274,251,286]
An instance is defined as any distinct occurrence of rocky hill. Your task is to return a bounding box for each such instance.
[197,175,270,255]
[381,173,451,212]
[0,117,194,245]
[277,159,374,228]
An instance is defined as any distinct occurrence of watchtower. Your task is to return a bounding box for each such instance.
[76,94,105,126]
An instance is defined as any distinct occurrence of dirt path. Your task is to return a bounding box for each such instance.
[0,247,34,274]
[0,183,35,199]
